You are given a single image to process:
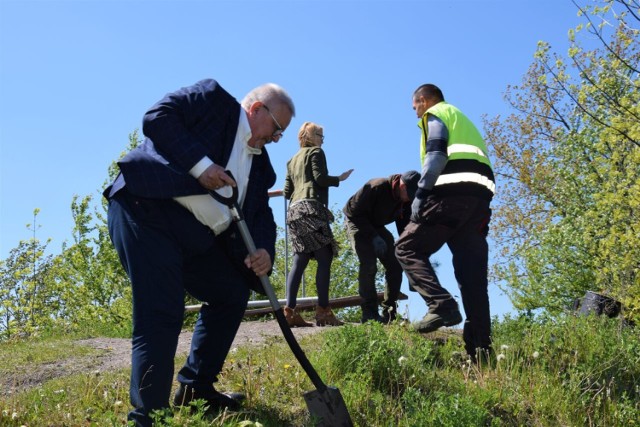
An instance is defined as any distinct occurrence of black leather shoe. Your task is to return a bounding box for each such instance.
[173,383,245,412]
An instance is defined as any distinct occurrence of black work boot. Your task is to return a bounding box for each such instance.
[412,309,463,333]
[173,383,245,413]
[360,305,384,324]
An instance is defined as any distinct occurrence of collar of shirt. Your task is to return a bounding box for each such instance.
[239,110,262,155]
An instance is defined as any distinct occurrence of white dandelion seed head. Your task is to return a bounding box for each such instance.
[500,344,509,351]
[398,356,408,366]
[497,353,506,362]
[532,351,540,359]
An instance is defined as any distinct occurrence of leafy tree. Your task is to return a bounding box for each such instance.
[0,132,142,341]
[51,194,131,336]
[0,210,56,339]
[484,0,639,322]
[46,131,142,336]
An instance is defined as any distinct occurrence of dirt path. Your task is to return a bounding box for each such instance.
[2,319,328,397]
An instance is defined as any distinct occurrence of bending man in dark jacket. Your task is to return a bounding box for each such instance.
[343,171,420,323]
[104,79,295,427]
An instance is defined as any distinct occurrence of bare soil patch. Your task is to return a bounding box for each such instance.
[2,319,327,397]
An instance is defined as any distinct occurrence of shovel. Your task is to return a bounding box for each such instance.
[209,171,353,427]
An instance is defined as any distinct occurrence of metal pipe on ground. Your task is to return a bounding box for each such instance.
[185,291,409,316]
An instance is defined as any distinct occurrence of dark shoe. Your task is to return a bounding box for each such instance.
[361,312,385,324]
[173,383,245,412]
[413,310,462,333]
[360,306,384,324]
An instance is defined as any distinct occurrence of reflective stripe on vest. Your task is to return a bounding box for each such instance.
[434,172,496,194]
[448,143,488,158]
[447,143,492,167]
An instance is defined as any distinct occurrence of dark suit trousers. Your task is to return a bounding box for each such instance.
[395,195,492,355]
[107,190,250,427]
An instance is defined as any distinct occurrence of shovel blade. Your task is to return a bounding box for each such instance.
[303,386,353,427]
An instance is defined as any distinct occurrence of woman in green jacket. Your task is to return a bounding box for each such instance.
[283,121,353,327]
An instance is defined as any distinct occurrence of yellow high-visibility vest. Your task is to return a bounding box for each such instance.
[418,102,495,196]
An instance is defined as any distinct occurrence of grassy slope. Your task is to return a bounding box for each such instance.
[1,315,639,426]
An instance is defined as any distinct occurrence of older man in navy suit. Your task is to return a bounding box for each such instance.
[104,79,295,426]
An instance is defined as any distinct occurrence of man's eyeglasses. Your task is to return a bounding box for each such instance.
[263,105,283,139]
[315,133,324,141]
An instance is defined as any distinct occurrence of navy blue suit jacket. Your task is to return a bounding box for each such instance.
[105,79,277,293]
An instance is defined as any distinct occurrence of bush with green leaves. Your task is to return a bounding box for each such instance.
[485,0,640,323]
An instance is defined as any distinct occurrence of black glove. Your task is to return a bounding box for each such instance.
[372,235,387,258]
[411,197,424,223]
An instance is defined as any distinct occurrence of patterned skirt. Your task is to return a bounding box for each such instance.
[287,200,338,256]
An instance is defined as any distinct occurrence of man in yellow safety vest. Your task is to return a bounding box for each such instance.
[396,83,495,363]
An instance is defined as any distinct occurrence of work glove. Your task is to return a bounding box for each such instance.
[372,235,387,258]
[411,197,424,223]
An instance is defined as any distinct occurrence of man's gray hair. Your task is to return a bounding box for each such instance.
[241,83,296,117]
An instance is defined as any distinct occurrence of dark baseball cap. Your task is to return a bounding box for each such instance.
[401,170,420,199]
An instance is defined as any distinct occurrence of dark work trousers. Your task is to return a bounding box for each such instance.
[286,245,333,308]
[107,190,250,427]
[345,221,402,313]
[395,195,492,355]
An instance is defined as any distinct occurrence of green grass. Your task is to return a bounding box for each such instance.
[0,338,98,370]
[1,315,639,426]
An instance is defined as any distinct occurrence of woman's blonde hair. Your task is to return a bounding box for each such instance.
[297,122,323,147]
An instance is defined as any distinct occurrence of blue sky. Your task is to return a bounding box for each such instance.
[1,0,581,321]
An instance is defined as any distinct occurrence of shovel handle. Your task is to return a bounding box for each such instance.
[234,211,328,392]
[210,171,328,393]
[208,180,239,209]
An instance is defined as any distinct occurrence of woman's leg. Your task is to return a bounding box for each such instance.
[313,244,334,308]
[286,252,311,308]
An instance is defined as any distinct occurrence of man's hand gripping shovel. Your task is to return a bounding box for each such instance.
[209,171,353,427]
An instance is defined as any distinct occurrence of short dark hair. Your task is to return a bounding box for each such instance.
[413,84,444,103]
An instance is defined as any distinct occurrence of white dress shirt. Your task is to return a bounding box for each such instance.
[174,110,262,235]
